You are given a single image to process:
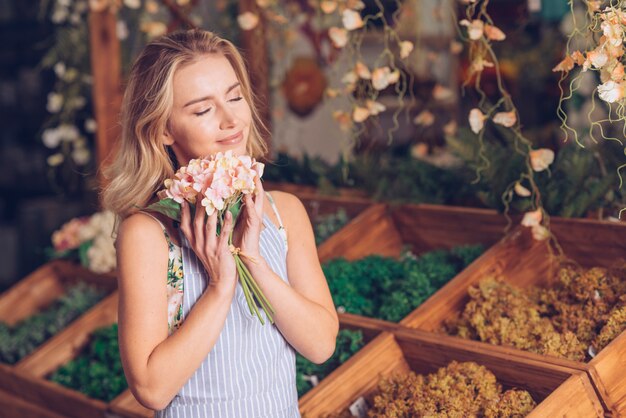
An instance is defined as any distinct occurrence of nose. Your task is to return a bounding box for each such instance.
[219,104,236,130]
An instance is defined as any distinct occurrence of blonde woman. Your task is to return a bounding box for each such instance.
[102,29,338,417]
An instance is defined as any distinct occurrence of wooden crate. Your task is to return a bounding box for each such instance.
[299,328,604,418]
[0,259,116,327]
[319,204,503,335]
[400,216,626,415]
[0,260,117,412]
[0,292,120,418]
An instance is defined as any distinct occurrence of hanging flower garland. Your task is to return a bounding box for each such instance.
[553,0,626,219]
[457,0,554,241]
[235,0,416,155]
[40,0,200,194]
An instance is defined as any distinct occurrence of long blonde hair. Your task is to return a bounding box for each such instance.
[101,29,268,219]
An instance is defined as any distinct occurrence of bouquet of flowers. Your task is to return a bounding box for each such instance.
[148,151,274,325]
[50,211,117,274]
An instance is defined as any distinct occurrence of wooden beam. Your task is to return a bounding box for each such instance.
[88,8,122,195]
[238,0,272,154]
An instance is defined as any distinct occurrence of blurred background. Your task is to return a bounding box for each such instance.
[1,0,624,289]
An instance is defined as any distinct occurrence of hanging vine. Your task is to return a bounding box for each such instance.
[553,0,626,219]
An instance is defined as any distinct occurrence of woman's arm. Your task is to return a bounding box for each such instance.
[241,190,339,364]
[116,210,235,410]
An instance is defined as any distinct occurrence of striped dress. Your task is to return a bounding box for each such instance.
[154,194,300,418]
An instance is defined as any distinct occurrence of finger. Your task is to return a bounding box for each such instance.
[254,176,264,215]
[180,201,193,242]
[218,210,233,250]
[193,202,206,248]
[205,210,218,247]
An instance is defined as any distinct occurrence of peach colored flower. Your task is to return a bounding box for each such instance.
[333,110,352,132]
[469,108,486,134]
[325,88,340,98]
[387,69,400,84]
[584,48,609,70]
[552,55,575,73]
[140,21,167,38]
[484,24,506,41]
[432,84,454,102]
[320,0,337,14]
[346,0,365,10]
[237,12,259,30]
[352,106,370,123]
[342,9,364,30]
[372,67,394,90]
[328,27,348,48]
[355,61,371,79]
[521,209,542,227]
[460,19,484,41]
[598,80,624,103]
[399,41,414,59]
[514,182,531,197]
[493,110,517,127]
[529,148,555,172]
[341,70,358,85]
[366,99,386,116]
[571,51,585,65]
[413,110,435,127]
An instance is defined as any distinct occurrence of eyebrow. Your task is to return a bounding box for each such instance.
[183,82,241,107]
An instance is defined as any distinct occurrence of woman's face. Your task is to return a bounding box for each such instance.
[165,53,252,165]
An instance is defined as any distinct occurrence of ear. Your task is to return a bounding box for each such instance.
[162,127,175,146]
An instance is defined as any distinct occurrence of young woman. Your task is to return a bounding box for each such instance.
[102,29,338,417]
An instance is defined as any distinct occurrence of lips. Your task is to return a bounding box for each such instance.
[218,131,243,145]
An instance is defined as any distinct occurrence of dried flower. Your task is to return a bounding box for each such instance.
[237,12,260,30]
[493,110,516,127]
[468,108,486,134]
[529,148,555,172]
[328,27,348,48]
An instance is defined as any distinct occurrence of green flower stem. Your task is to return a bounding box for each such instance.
[236,256,275,317]
[227,228,275,325]
[236,257,263,325]
[235,256,275,324]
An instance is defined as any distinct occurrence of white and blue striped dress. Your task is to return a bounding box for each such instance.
[154,194,300,418]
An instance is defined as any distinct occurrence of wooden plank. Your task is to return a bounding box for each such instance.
[110,390,154,418]
[0,386,66,418]
[528,373,605,418]
[299,332,409,417]
[238,0,271,153]
[300,328,603,417]
[0,293,119,418]
[88,7,122,186]
[317,204,403,263]
[588,331,626,416]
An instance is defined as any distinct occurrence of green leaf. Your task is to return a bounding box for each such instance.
[78,241,92,269]
[146,198,182,222]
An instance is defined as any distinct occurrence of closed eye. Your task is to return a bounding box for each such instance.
[194,108,211,116]
[229,96,243,102]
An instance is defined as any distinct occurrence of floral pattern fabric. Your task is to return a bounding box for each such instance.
[164,230,184,334]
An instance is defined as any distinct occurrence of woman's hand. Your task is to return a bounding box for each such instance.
[233,176,264,262]
[180,200,237,295]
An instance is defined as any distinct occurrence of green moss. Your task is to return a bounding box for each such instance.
[0,282,106,364]
[49,323,127,402]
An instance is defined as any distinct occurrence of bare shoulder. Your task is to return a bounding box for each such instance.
[265,190,309,224]
[117,212,167,246]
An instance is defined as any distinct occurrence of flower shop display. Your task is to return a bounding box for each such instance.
[313,208,351,246]
[446,264,626,362]
[326,361,536,418]
[148,151,272,325]
[296,329,365,397]
[0,282,106,364]
[299,330,604,417]
[49,323,126,402]
[397,216,626,415]
[50,210,117,274]
[324,245,483,323]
